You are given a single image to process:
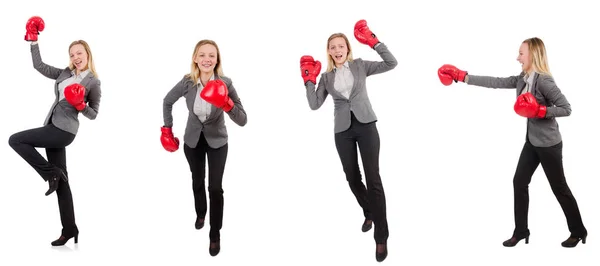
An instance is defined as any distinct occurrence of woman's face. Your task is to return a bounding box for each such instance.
[69,44,88,72]
[517,42,532,73]
[194,44,218,75]
[328,37,348,66]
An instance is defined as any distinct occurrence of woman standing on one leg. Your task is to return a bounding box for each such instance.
[438,37,587,248]
[300,20,397,262]
[8,16,102,246]
[161,39,247,257]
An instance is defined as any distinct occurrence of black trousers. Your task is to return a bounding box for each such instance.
[183,133,228,242]
[512,140,587,238]
[334,113,388,244]
[8,123,78,236]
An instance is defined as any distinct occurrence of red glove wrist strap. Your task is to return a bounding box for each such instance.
[537,106,547,118]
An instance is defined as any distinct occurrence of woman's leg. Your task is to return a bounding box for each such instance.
[355,122,387,245]
[334,128,372,226]
[504,141,539,247]
[206,139,228,256]
[8,124,75,195]
[537,142,587,246]
[183,136,208,229]
[47,147,78,238]
[47,147,79,246]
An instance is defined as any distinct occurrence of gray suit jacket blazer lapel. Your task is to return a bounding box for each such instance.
[516,78,525,95]
[80,75,94,90]
[530,73,539,95]
[348,62,360,99]
[325,72,341,98]
[56,70,71,84]
[185,83,197,116]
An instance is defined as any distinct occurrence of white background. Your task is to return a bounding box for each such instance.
[0,0,598,265]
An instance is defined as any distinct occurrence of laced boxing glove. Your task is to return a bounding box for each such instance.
[25,16,45,41]
[300,55,321,85]
[200,79,234,112]
[64,83,86,111]
[438,64,468,86]
[514,92,546,118]
[354,19,380,48]
[160,126,180,152]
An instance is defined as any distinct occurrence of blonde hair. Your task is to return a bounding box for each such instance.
[186,39,224,84]
[68,40,98,77]
[523,37,551,76]
[326,33,354,72]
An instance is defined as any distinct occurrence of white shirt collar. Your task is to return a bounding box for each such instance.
[334,61,350,72]
[524,71,537,83]
[71,69,91,78]
[198,74,215,86]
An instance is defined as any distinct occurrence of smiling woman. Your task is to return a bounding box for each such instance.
[160,39,248,257]
[8,15,102,247]
[69,40,98,77]
[437,37,587,248]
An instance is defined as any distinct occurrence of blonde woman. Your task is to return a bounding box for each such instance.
[438,37,587,248]
[9,16,102,246]
[161,39,247,257]
[300,19,397,262]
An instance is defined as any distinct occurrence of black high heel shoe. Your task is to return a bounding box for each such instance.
[362,219,373,232]
[561,234,587,248]
[195,217,205,230]
[209,240,220,256]
[502,235,529,247]
[51,233,78,246]
[45,176,60,196]
[376,243,387,262]
[45,169,68,196]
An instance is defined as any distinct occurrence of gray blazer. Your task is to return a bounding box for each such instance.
[467,72,571,147]
[31,44,101,135]
[305,43,398,133]
[162,75,247,149]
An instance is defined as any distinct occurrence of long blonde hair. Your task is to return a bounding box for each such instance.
[186,39,224,84]
[326,33,354,72]
[68,40,98,77]
[523,37,551,76]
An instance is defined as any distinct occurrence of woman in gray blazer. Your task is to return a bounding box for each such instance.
[300,20,397,262]
[8,16,101,247]
[438,37,587,248]
[161,39,247,257]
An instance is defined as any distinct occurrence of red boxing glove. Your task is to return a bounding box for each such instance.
[514,92,547,118]
[25,16,45,42]
[300,55,321,85]
[64,83,86,111]
[160,126,179,152]
[354,19,380,48]
[438,64,468,86]
[201,79,234,112]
